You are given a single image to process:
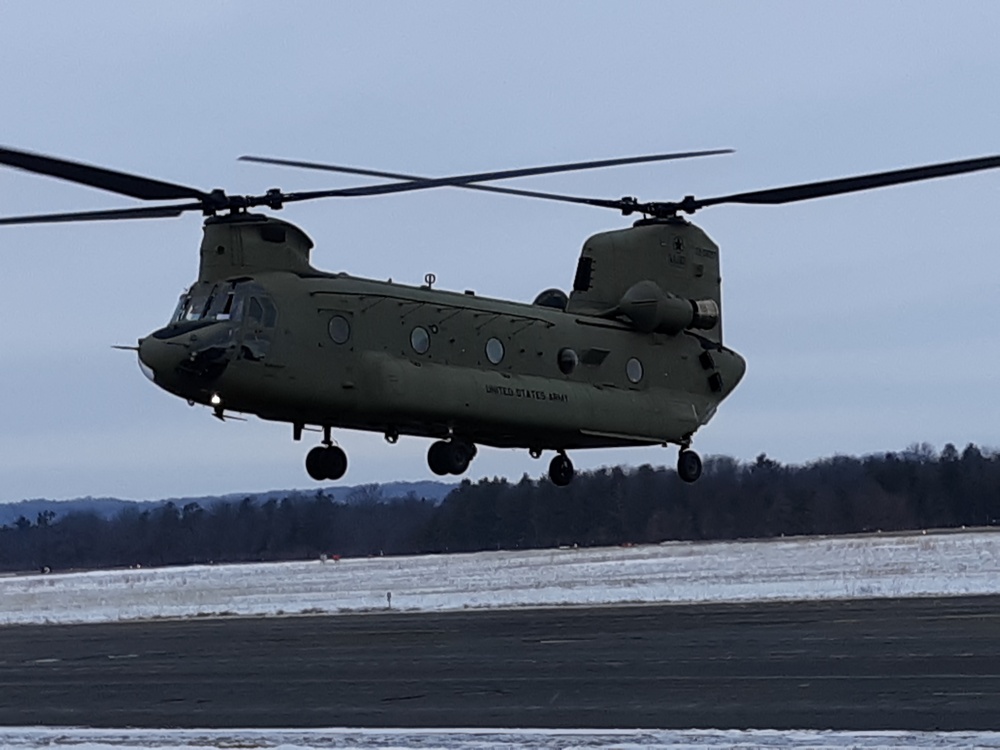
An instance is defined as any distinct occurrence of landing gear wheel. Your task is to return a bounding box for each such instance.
[548,453,574,487]
[427,441,452,476]
[305,445,348,481]
[677,449,702,483]
[323,446,348,480]
[427,440,477,476]
[305,447,326,480]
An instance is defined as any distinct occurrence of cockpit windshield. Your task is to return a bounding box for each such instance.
[171,282,246,324]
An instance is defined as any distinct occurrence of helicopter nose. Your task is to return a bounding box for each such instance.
[137,335,184,382]
[137,341,155,382]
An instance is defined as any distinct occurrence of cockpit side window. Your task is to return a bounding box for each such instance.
[248,297,264,326]
[240,294,278,362]
[246,296,277,328]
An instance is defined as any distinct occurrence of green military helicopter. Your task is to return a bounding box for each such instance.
[1,146,998,486]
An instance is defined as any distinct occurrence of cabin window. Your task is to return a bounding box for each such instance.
[626,357,644,384]
[328,315,351,344]
[410,326,430,354]
[485,337,504,365]
[557,348,578,375]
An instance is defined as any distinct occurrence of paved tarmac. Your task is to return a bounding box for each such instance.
[0,596,998,730]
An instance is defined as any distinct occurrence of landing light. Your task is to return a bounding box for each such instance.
[210,393,222,406]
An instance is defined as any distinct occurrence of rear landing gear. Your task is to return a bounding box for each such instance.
[677,449,702,483]
[305,445,348,481]
[427,439,477,476]
[548,452,574,487]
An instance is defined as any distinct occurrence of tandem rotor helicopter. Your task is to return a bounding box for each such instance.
[2,146,999,486]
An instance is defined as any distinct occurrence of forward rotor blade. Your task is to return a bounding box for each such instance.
[0,146,211,202]
[689,154,1000,212]
[240,155,633,208]
[0,203,202,226]
[241,149,733,202]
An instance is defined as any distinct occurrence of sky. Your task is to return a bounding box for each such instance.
[1,2,999,503]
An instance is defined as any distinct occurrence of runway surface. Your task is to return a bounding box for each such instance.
[1,596,998,730]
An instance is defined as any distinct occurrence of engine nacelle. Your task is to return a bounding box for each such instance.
[617,280,718,335]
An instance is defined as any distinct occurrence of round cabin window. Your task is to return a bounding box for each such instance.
[557,348,578,375]
[485,337,505,365]
[328,315,351,344]
[626,357,644,384]
[410,326,430,354]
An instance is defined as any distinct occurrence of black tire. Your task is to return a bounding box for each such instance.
[305,446,328,481]
[428,440,476,475]
[677,449,703,483]
[427,440,452,475]
[306,445,348,481]
[548,454,574,486]
[324,446,348,480]
[448,440,476,475]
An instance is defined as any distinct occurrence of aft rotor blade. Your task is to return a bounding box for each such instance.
[688,154,1000,212]
[242,149,734,202]
[0,202,202,226]
[0,146,211,202]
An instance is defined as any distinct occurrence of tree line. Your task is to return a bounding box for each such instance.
[2,442,998,572]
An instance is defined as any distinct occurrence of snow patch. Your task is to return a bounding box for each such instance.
[1,530,999,626]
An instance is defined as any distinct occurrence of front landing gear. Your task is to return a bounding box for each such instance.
[304,425,348,481]
[548,452,574,487]
[677,449,702,483]
[306,445,348,481]
[427,439,477,476]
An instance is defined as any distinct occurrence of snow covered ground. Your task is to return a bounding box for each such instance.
[1,529,999,626]
[3,727,1000,749]
[4,531,1000,748]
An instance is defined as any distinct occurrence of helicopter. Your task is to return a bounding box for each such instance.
[1,146,999,487]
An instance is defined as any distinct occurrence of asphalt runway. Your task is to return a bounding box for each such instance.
[1,596,998,730]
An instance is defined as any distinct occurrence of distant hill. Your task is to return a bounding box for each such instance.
[0,480,455,527]
[161,480,455,508]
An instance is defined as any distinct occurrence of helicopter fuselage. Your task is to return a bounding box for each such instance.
[136,213,745,478]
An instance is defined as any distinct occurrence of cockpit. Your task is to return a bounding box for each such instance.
[171,280,279,330]
[139,279,281,400]
[163,280,279,364]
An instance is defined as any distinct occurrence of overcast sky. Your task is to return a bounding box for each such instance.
[1,2,999,503]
